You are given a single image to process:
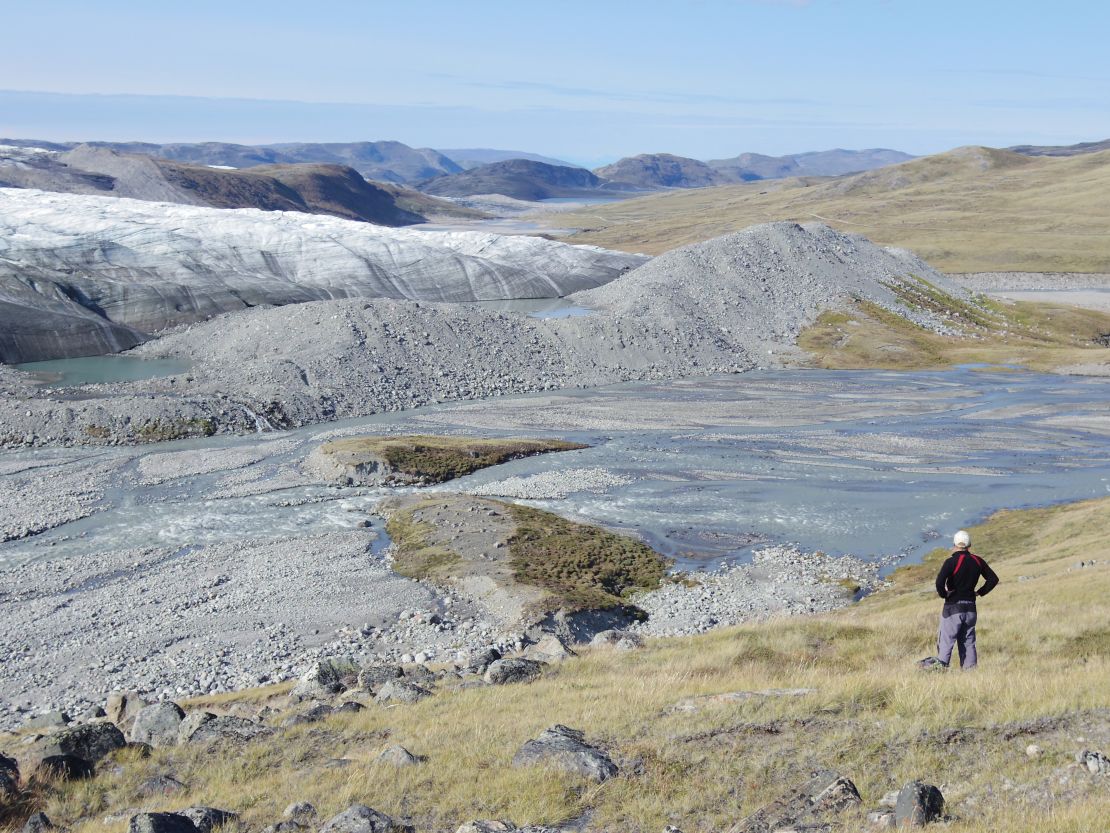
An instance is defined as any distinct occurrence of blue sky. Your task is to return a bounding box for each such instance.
[3,0,1108,165]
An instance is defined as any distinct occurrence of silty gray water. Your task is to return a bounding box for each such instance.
[1,367,1107,572]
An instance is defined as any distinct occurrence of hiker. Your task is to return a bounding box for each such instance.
[933,530,999,669]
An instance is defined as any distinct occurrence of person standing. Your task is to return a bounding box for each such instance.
[933,530,999,669]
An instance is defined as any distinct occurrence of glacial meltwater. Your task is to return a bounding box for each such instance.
[1,367,1108,572]
[16,355,191,387]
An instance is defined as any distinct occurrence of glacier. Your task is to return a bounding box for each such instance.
[0,188,646,363]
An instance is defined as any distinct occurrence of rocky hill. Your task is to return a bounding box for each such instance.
[436,148,577,170]
[593,153,729,189]
[0,139,463,184]
[706,148,914,180]
[0,189,645,364]
[0,145,437,225]
[1009,137,1110,157]
[418,160,615,200]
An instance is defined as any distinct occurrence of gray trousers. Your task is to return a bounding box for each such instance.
[937,603,977,669]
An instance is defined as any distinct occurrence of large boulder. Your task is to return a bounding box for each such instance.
[895,781,944,827]
[377,744,422,767]
[280,704,334,728]
[484,658,545,686]
[33,721,126,763]
[523,634,575,664]
[356,665,404,692]
[291,658,360,702]
[318,804,411,833]
[589,630,644,650]
[177,712,273,745]
[129,813,200,833]
[31,754,96,783]
[130,701,186,747]
[106,691,148,728]
[731,769,861,833]
[179,807,240,833]
[24,711,71,732]
[374,680,431,705]
[512,725,617,783]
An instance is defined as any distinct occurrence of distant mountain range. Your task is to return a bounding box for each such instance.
[0,144,480,225]
[419,159,627,201]
[1007,137,1110,157]
[437,148,576,170]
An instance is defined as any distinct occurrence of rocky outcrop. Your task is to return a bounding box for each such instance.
[374,680,431,705]
[32,721,126,764]
[318,804,411,833]
[129,813,200,833]
[732,769,861,832]
[179,807,239,833]
[290,658,360,702]
[484,658,545,685]
[511,725,617,783]
[0,188,644,363]
[130,702,186,747]
[176,712,273,745]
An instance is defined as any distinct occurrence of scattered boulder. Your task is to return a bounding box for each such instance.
[894,781,944,828]
[137,774,187,797]
[512,725,617,783]
[128,813,200,833]
[31,754,95,783]
[402,664,435,683]
[1078,749,1110,775]
[180,807,239,833]
[733,769,861,833]
[291,658,360,702]
[21,813,56,833]
[589,630,644,650]
[281,704,334,728]
[318,803,411,833]
[484,658,545,685]
[131,702,186,747]
[523,634,576,663]
[357,665,404,692]
[334,701,366,715]
[106,691,147,728]
[375,680,431,705]
[177,712,273,745]
[81,706,108,722]
[24,711,71,732]
[283,803,318,824]
[33,721,126,763]
[377,744,422,767]
[463,647,501,674]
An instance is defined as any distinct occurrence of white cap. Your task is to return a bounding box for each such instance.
[953,530,970,548]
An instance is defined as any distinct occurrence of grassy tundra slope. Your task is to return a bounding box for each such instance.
[553,147,1110,273]
[6,498,1108,833]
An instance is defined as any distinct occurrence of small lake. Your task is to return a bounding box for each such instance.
[15,355,191,387]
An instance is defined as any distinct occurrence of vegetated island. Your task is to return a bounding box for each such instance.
[305,435,588,487]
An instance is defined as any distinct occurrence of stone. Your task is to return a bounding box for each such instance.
[334,701,366,715]
[137,774,187,796]
[318,803,411,833]
[21,813,56,833]
[0,767,18,803]
[512,725,617,783]
[867,810,896,829]
[32,754,96,782]
[179,807,239,833]
[127,741,154,758]
[589,629,644,650]
[732,769,861,833]
[375,680,431,705]
[290,658,360,702]
[377,744,422,767]
[33,722,126,764]
[106,691,147,728]
[894,781,944,827]
[455,824,517,833]
[281,704,334,728]
[1078,749,1110,774]
[356,665,404,692]
[81,706,108,721]
[1026,744,1041,757]
[283,803,318,824]
[523,634,576,663]
[131,702,186,747]
[463,647,501,674]
[0,752,18,777]
[128,813,200,833]
[484,658,545,685]
[177,712,273,745]
[24,711,71,731]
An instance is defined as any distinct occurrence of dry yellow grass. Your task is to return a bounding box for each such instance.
[5,498,1109,833]
[552,147,1110,273]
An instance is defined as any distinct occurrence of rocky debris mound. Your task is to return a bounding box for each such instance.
[732,768,861,832]
[894,781,945,827]
[484,658,546,686]
[130,701,186,747]
[512,724,618,783]
[318,803,412,833]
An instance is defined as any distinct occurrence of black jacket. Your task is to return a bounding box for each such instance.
[935,548,999,604]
